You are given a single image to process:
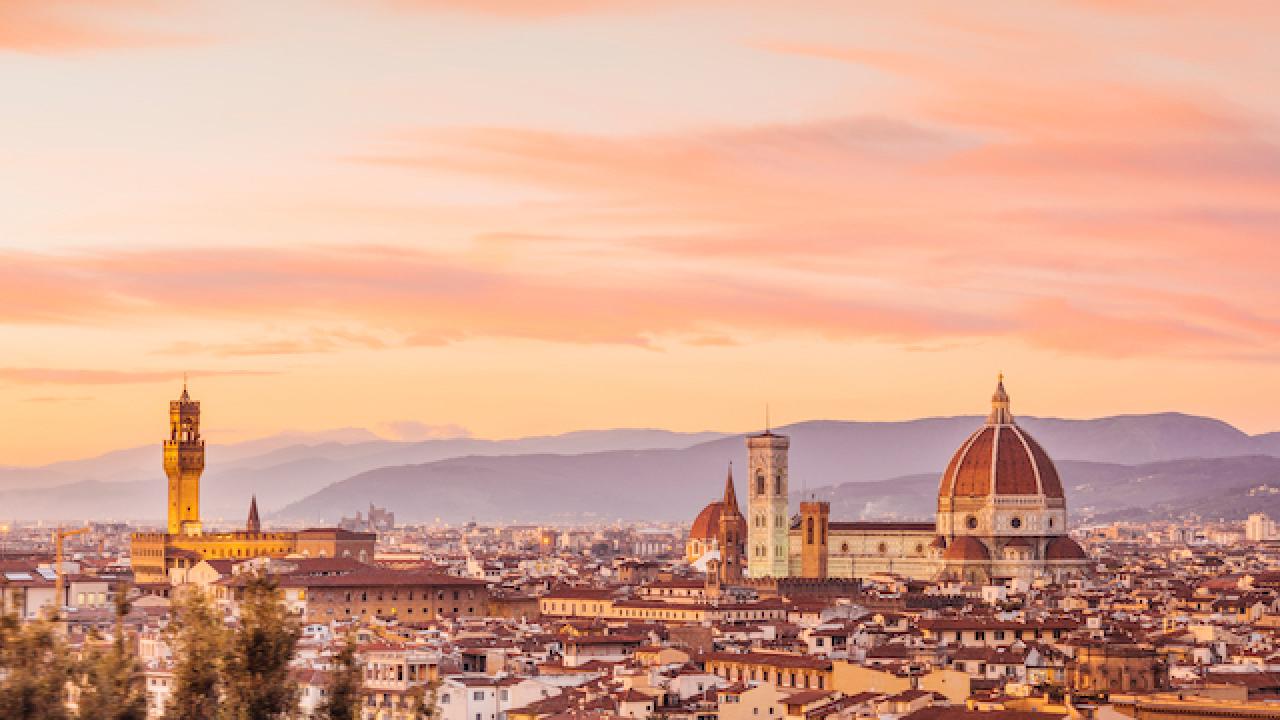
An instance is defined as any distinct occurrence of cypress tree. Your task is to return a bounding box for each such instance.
[316,633,362,720]
[0,614,74,720]
[78,586,146,720]
[218,571,300,720]
[165,588,226,720]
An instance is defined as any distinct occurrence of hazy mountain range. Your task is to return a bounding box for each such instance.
[3,412,1280,526]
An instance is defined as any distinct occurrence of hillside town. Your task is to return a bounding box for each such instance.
[4,384,1280,720]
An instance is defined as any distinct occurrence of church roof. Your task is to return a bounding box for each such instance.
[1046,536,1089,561]
[246,495,261,534]
[938,377,1064,500]
[690,502,725,541]
[942,536,990,562]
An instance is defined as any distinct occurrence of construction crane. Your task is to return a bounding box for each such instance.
[52,526,90,619]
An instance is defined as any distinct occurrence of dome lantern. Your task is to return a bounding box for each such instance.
[988,373,1012,425]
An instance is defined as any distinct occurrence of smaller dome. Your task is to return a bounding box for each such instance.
[943,535,990,562]
[1046,536,1088,561]
[690,502,724,541]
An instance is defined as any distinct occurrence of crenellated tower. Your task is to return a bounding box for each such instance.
[799,500,830,579]
[747,424,790,578]
[164,381,205,535]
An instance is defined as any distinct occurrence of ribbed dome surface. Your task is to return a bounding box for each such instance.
[690,502,724,540]
[938,424,1064,499]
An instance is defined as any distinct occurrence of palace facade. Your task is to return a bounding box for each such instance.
[688,377,1090,585]
[130,385,375,584]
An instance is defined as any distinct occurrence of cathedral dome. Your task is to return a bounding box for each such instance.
[938,377,1064,500]
[690,502,724,541]
[943,535,990,562]
[1046,535,1088,560]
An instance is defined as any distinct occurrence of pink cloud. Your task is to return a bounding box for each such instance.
[0,1,198,52]
[0,368,273,385]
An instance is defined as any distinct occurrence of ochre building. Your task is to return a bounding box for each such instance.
[130,385,375,584]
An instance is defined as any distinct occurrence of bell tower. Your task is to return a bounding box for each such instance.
[164,381,205,536]
[747,421,791,578]
[718,463,745,584]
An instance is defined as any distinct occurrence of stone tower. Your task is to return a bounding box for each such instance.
[799,500,829,579]
[164,382,205,536]
[718,463,745,584]
[747,426,790,578]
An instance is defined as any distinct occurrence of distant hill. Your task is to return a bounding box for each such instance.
[5,413,1280,524]
[0,428,728,523]
[274,414,1280,525]
[805,455,1280,524]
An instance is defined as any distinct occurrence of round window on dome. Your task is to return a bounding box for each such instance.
[965,516,978,530]
[1011,517,1023,529]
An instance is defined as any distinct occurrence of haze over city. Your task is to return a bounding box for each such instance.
[7,5,1280,720]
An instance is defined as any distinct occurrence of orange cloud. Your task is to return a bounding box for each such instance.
[1,239,1277,363]
[0,1,196,52]
[0,368,273,385]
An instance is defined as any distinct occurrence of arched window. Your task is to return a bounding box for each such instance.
[806,517,814,545]
[774,473,783,495]
[755,473,765,496]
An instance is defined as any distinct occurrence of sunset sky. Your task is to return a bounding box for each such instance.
[3,1,1280,465]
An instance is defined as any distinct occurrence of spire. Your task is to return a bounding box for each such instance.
[988,373,1013,425]
[246,494,261,534]
[722,461,739,513]
[181,373,190,402]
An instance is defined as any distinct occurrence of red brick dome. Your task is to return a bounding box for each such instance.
[690,502,724,541]
[943,535,990,561]
[938,378,1064,500]
[1046,536,1088,560]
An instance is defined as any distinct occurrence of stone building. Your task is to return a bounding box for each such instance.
[130,384,375,584]
[686,464,747,585]
[1067,642,1170,694]
[732,377,1090,583]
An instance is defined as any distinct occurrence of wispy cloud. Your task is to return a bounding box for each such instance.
[0,1,200,53]
[0,368,273,385]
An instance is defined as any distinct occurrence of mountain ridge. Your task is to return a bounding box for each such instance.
[5,412,1279,524]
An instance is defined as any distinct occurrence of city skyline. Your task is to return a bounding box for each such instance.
[4,1,1280,464]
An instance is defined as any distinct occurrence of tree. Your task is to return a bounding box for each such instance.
[78,586,147,720]
[316,633,362,720]
[218,572,300,720]
[165,588,227,720]
[0,614,74,720]
[410,677,440,720]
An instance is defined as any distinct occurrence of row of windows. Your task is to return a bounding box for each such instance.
[312,605,475,617]
[752,544,785,557]
[753,472,785,496]
[751,514,786,528]
[942,628,1064,641]
[713,665,826,690]
[321,589,474,603]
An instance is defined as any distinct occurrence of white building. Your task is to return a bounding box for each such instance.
[1245,513,1277,542]
[437,676,560,720]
